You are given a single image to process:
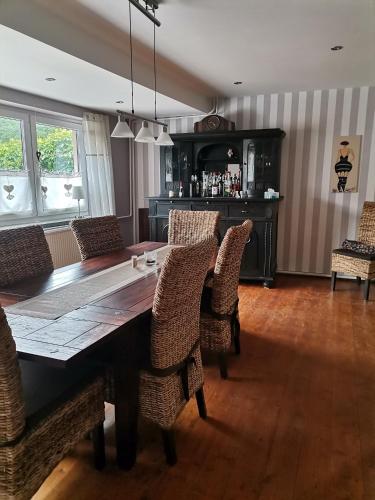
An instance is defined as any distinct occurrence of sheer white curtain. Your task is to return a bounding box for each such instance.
[82,113,115,217]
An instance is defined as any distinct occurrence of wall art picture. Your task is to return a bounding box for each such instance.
[330,135,361,193]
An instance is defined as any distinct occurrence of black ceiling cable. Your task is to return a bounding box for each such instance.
[153,9,157,122]
[128,0,135,115]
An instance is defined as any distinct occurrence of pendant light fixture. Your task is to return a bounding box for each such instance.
[111,111,134,138]
[134,1,155,143]
[152,13,174,147]
[113,1,172,144]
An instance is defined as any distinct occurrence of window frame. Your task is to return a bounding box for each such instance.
[0,104,89,227]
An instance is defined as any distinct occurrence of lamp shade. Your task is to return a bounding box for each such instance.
[135,121,155,143]
[156,126,174,146]
[72,186,85,200]
[111,114,134,138]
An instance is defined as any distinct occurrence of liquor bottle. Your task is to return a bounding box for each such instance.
[218,173,223,196]
[212,173,218,197]
[179,181,183,198]
[194,175,200,197]
[189,175,194,197]
[208,172,213,197]
[202,172,207,197]
[224,172,231,197]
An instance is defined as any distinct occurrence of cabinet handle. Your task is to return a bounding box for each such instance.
[241,210,248,214]
[206,201,210,205]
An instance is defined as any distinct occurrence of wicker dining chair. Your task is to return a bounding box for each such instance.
[200,220,253,378]
[331,202,375,300]
[168,209,220,245]
[0,225,54,287]
[70,215,124,260]
[0,308,106,500]
[106,237,216,465]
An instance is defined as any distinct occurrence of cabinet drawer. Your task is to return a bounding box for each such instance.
[156,201,190,216]
[192,201,227,216]
[228,202,273,219]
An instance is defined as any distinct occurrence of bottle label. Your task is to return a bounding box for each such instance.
[212,186,218,196]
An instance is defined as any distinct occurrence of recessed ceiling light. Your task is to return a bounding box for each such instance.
[331,45,343,51]
[45,77,56,81]
[116,100,124,104]
[233,81,243,85]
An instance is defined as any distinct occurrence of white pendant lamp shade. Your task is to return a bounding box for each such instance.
[135,121,155,143]
[156,126,174,146]
[111,114,134,138]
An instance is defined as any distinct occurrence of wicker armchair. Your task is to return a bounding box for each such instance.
[168,209,220,245]
[331,202,375,300]
[70,216,124,260]
[0,308,106,500]
[106,237,216,465]
[200,220,253,378]
[0,225,53,287]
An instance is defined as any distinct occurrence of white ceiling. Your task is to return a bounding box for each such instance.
[0,24,201,117]
[0,0,374,117]
[77,0,375,95]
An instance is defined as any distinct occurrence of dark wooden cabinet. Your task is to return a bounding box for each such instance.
[149,127,284,287]
[148,197,281,287]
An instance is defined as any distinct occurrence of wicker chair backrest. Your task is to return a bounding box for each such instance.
[0,308,25,445]
[211,220,253,315]
[151,237,216,369]
[358,202,375,246]
[0,225,53,287]
[70,216,124,260]
[168,210,220,245]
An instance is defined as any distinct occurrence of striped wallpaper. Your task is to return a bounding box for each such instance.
[134,86,375,275]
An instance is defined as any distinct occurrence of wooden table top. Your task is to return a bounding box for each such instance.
[0,241,166,368]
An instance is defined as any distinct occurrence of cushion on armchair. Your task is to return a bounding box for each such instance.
[341,239,375,256]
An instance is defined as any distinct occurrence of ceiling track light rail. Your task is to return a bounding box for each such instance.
[128,0,160,26]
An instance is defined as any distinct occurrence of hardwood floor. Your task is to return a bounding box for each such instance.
[34,275,375,500]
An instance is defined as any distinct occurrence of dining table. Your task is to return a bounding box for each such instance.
[0,240,170,470]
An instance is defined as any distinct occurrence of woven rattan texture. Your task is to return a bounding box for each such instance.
[200,220,252,353]
[151,237,217,369]
[0,309,25,446]
[357,202,375,246]
[332,252,375,279]
[0,308,105,500]
[168,210,220,245]
[0,226,53,287]
[332,202,375,279]
[71,216,124,260]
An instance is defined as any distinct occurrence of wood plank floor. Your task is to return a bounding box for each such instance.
[34,275,375,500]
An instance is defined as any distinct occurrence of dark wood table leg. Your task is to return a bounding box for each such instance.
[114,325,140,470]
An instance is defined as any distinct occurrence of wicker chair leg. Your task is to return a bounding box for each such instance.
[233,316,241,355]
[218,352,228,379]
[364,279,371,301]
[161,429,177,466]
[356,276,361,285]
[195,387,207,419]
[331,271,337,291]
[92,423,106,470]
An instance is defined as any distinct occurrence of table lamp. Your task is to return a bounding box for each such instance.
[72,186,85,218]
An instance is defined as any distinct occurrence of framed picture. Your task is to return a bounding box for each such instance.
[330,135,361,193]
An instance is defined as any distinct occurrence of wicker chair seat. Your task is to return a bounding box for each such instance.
[200,313,232,353]
[332,250,375,279]
[0,374,104,500]
[70,216,124,260]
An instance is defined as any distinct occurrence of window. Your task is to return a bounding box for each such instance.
[0,105,88,226]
